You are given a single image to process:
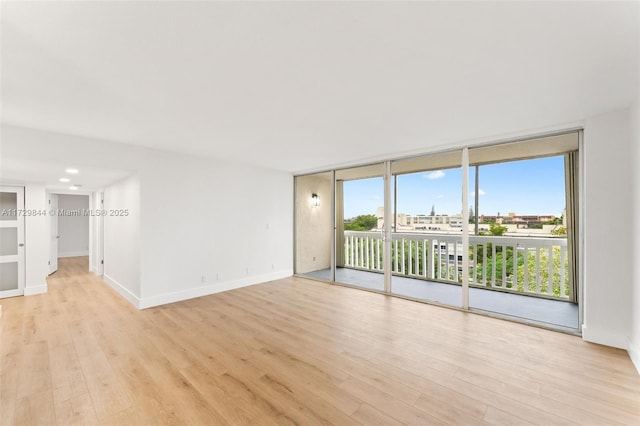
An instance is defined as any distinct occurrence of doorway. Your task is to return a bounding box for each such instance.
[48,193,91,275]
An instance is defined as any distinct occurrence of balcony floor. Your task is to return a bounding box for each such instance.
[303,267,579,330]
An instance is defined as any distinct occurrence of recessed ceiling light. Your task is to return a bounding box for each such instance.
[69,186,78,190]
[59,178,70,182]
[65,168,79,174]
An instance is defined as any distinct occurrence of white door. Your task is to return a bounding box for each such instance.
[49,194,58,275]
[0,186,25,298]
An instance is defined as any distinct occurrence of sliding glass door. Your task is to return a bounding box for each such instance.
[467,136,579,329]
[334,163,386,291]
[293,132,580,331]
[389,151,463,308]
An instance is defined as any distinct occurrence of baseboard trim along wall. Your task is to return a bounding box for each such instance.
[582,324,629,350]
[103,274,141,308]
[24,284,48,296]
[58,251,90,258]
[628,339,640,375]
[137,269,294,309]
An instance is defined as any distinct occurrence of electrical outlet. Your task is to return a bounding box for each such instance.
[201,275,208,283]
[216,273,221,281]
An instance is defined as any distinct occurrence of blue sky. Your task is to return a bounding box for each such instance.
[343,155,565,219]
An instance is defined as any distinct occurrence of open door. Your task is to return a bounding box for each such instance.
[0,186,25,298]
[49,193,58,275]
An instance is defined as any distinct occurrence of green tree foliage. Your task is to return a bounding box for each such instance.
[344,214,378,231]
[552,226,567,236]
[516,247,569,296]
[474,246,569,297]
[479,222,507,236]
[544,215,563,225]
[488,222,508,236]
[391,240,429,276]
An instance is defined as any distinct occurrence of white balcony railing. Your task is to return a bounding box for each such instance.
[343,231,571,300]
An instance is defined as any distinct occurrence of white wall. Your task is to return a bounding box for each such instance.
[583,108,634,349]
[138,152,293,307]
[103,175,141,305]
[2,125,294,309]
[630,93,640,371]
[57,194,90,257]
[24,184,48,295]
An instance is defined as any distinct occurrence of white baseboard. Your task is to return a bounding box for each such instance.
[582,324,628,349]
[138,269,293,309]
[103,274,141,308]
[628,339,640,375]
[59,251,90,258]
[24,284,48,296]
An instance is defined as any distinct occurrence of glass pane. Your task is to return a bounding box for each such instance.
[468,155,578,330]
[336,163,385,291]
[0,262,18,291]
[0,228,18,256]
[0,192,18,221]
[295,172,332,280]
[390,164,463,307]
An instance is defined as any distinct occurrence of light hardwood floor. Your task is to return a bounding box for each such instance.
[1,256,639,425]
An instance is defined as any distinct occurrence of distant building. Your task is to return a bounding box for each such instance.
[371,207,561,236]
[478,213,557,226]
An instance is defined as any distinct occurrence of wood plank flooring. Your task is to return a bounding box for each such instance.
[1,256,639,425]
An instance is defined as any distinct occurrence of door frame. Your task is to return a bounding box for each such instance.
[0,185,26,298]
[46,190,102,275]
[48,193,59,275]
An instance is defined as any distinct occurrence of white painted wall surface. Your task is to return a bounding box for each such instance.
[2,125,294,308]
[138,151,293,307]
[583,108,633,349]
[103,175,141,305]
[57,194,90,257]
[24,184,48,295]
[629,93,640,372]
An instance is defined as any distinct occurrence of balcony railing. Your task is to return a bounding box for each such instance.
[343,231,571,301]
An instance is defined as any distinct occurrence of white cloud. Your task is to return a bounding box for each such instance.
[426,170,445,180]
[471,189,487,197]
[436,194,445,199]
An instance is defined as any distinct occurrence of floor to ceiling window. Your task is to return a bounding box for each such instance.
[467,134,579,329]
[294,132,580,332]
[334,163,386,291]
[390,150,464,308]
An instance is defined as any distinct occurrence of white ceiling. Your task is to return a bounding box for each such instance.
[1,1,638,173]
[0,158,132,192]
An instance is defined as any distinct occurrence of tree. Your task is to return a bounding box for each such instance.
[488,222,508,236]
[469,206,475,224]
[430,204,436,216]
[552,226,567,236]
[516,247,569,297]
[344,214,377,231]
